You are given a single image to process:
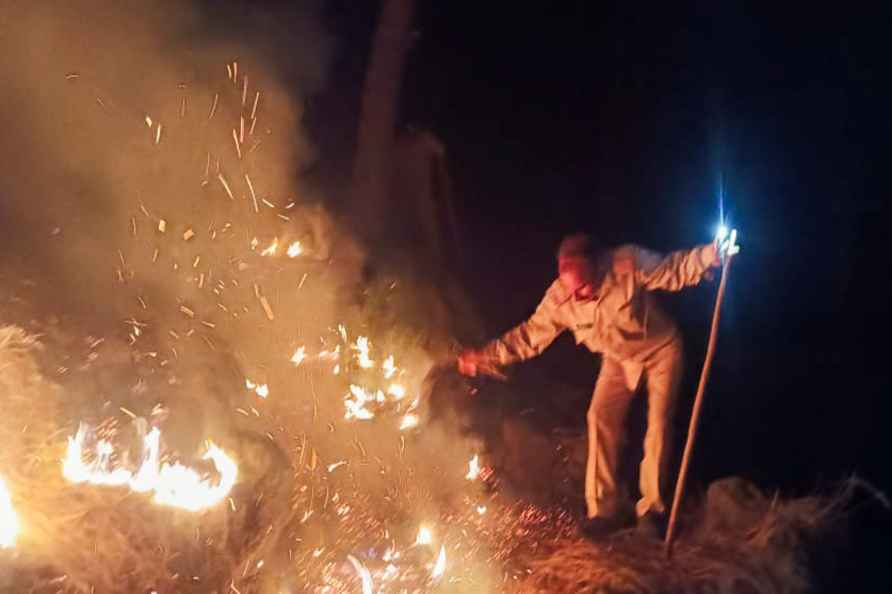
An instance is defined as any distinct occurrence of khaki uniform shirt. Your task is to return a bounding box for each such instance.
[480,244,716,383]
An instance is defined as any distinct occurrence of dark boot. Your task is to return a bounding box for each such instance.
[636,511,668,540]
[580,511,634,540]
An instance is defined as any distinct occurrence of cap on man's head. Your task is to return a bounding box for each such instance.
[557,233,599,261]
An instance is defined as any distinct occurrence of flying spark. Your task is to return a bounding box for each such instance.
[260,238,278,257]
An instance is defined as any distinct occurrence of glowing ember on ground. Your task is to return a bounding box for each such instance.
[63,423,237,512]
[466,454,481,480]
[0,475,18,548]
[286,240,303,258]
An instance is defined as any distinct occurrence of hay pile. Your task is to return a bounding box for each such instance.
[517,477,870,594]
[0,325,293,594]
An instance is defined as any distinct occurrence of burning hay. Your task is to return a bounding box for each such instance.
[0,325,294,594]
[0,47,507,590]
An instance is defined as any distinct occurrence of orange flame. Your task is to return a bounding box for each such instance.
[63,424,237,512]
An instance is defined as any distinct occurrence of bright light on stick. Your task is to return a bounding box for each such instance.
[714,221,740,257]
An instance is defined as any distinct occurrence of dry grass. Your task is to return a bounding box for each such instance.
[0,326,293,594]
[517,479,875,594]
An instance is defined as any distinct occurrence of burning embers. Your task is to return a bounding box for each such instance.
[277,328,419,428]
[325,524,450,592]
[62,422,237,512]
[342,334,418,428]
[0,475,18,548]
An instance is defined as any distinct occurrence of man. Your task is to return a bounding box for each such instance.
[458,232,735,538]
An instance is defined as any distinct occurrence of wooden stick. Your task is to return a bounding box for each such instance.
[665,254,733,557]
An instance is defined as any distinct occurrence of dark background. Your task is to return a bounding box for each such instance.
[314,0,889,583]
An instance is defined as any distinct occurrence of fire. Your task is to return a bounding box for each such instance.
[290,346,307,366]
[245,378,269,399]
[286,241,303,258]
[466,454,481,480]
[344,384,375,421]
[431,545,447,580]
[353,336,374,369]
[63,423,237,512]
[347,555,374,594]
[387,383,406,399]
[382,355,397,379]
[399,414,419,431]
[0,475,18,548]
[153,443,238,512]
[415,525,433,546]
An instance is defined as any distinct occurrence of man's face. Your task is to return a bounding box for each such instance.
[558,257,597,301]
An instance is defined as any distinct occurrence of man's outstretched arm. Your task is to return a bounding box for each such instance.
[459,289,565,376]
[634,244,720,292]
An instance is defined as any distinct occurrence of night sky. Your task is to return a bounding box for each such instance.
[320,0,889,577]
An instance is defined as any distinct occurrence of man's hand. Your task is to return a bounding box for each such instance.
[457,349,507,380]
[713,225,740,263]
[457,349,482,377]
